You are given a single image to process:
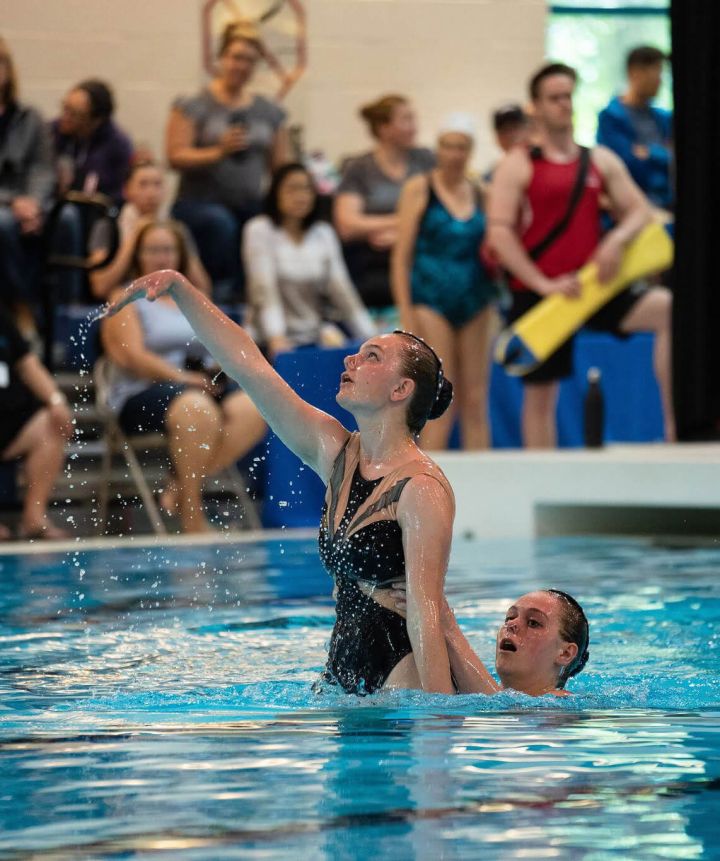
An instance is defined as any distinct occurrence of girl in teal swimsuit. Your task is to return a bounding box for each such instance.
[392,114,499,451]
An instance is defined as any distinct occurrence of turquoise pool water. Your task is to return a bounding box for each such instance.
[1,536,719,859]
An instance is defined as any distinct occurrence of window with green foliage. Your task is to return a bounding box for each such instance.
[546,1,671,146]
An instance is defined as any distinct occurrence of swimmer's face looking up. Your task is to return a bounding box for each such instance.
[496,591,579,693]
[337,334,415,415]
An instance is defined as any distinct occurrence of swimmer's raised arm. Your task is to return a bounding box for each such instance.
[107,270,350,480]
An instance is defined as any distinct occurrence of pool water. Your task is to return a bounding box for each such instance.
[1,536,719,859]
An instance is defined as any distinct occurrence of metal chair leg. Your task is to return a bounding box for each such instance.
[121,442,167,535]
[97,432,113,534]
[221,466,262,530]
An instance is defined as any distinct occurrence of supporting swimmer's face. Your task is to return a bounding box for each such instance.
[336,334,415,416]
[495,591,579,693]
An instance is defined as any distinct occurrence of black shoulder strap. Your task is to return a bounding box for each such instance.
[528,146,591,261]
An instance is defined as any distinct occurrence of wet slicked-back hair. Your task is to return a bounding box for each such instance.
[545,589,590,688]
[394,331,453,436]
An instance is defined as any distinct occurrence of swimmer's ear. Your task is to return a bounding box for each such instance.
[556,641,578,669]
[390,376,415,404]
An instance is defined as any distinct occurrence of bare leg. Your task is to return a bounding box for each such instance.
[523,381,559,448]
[205,392,267,474]
[160,394,266,515]
[619,286,675,442]
[456,305,498,449]
[413,305,458,450]
[2,409,68,536]
[165,390,222,533]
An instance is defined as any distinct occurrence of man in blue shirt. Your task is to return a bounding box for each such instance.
[597,46,673,212]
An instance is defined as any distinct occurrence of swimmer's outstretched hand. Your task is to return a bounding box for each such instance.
[106,269,185,317]
[389,581,407,616]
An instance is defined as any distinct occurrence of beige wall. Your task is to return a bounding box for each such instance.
[3,0,547,172]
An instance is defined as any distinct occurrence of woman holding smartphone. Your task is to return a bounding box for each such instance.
[166,20,290,298]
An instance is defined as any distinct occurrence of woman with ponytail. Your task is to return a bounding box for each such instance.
[109,267,457,696]
[334,94,434,310]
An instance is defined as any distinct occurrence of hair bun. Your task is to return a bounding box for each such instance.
[428,376,453,420]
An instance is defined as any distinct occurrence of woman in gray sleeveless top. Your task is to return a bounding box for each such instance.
[166,22,289,300]
[101,221,266,533]
[334,94,434,310]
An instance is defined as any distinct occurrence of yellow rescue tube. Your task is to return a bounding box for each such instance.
[495,221,674,376]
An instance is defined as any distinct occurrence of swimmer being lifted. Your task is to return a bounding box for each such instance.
[109,268,457,695]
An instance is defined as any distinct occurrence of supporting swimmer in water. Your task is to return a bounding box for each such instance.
[391,586,590,696]
[108,270,457,696]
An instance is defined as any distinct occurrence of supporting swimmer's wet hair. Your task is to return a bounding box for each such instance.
[546,589,590,688]
[394,330,453,435]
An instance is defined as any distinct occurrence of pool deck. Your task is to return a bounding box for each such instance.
[1,443,718,553]
[0,527,317,556]
[435,442,720,539]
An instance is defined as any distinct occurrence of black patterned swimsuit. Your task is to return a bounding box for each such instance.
[317,433,453,695]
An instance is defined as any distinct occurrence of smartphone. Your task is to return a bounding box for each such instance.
[228,108,249,129]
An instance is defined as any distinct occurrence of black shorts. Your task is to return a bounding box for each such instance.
[507,282,650,384]
[118,379,241,435]
[0,400,43,455]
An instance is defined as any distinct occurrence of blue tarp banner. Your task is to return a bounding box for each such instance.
[263,333,663,527]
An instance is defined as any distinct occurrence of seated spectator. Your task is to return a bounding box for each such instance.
[597,46,673,213]
[242,163,375,359]
[88,159,210,299]
[52,78,133,205]
[50,78,133,302]
[334,94,434,311]
[483,103,531,184]
[0,37,54,335]
[392,115,497,450]
[167,20,290,300]
[0,303,73,540]
[100,220,266,533]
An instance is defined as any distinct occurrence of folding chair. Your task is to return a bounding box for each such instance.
[94,358,261,534]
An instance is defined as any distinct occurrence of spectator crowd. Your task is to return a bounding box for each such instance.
[0,23,675,536]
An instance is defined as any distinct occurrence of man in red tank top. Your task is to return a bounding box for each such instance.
[488,63,674,447]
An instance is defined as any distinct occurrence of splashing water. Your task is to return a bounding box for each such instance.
[1,536,719,859]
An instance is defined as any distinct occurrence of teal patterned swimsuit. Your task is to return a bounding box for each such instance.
[410,178,495,327]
